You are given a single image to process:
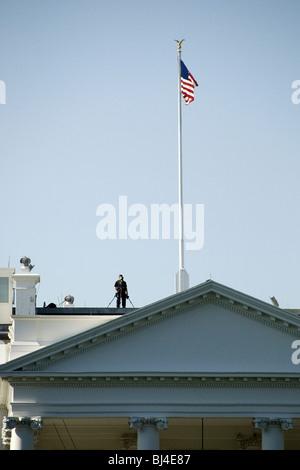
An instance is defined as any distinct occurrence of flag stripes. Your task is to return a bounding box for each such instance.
[180,60,198,105]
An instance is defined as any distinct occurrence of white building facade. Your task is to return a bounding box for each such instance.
[0,259,300,450]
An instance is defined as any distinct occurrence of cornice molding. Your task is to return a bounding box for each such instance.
[1,280,300,375]
[210,295,300,336]
[21,295,300,373]
[5,373,300,388]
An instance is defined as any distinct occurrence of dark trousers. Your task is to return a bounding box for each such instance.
[116,293,126,308]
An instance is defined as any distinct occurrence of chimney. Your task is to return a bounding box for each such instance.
[11,257,40,316]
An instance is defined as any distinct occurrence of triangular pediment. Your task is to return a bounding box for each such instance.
[1,280,300,378]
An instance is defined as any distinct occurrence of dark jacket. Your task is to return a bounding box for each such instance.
[114,280,128,296]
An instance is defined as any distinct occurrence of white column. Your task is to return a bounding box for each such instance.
[11,424,35,450]
[2,417,43,450]
[129,417,168,450]
[254,418,293,450]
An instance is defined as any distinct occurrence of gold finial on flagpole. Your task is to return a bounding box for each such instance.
[175,39,185,51]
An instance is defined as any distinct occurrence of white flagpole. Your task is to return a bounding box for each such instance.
[175,40,189,293]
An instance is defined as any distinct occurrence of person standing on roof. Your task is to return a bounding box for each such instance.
[114,274,128,308]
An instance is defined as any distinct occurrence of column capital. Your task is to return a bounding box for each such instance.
[3,416,43,430]
[253,417,293,431]
[129,417,168,430]
[2,416,43,448]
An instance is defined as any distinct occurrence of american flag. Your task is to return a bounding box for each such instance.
[181,60,198,105]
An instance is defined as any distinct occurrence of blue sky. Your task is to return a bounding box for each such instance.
[1,0,300,309]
